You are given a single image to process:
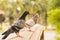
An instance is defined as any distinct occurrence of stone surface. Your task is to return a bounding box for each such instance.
[0,24,44,40]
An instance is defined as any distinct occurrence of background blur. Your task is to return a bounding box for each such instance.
[0,0,60,40]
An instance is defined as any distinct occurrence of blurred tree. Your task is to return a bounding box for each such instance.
[0,10,5,30]
[8,9,14,25]
[48,0,60,10]
[48,8,60,33]
[47,0,60,40]
[0,14,5,30]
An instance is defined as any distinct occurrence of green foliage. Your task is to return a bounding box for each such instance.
[55,36,60,40]
[48,0,60,10]
[47,8,60,33]
[0,14,5,23]
[0,26,2,30]
[8,12,15,25]
[0,0,48,25]
[48,8,60,24]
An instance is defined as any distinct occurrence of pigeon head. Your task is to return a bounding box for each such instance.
[19,11,29,20]
[32,14,39,23]
[24,11,29,15]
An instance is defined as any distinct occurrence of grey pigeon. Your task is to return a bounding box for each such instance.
[2,11,29,39]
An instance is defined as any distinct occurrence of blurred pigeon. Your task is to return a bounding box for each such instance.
[2,11,29,39]
[25,14,39,32]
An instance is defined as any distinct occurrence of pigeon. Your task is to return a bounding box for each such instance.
[2,11,29,39]
[25,14,39,32]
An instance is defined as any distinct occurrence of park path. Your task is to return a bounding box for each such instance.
[44,31,55,40]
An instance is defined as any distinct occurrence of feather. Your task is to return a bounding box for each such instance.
[25,14,39,28]
[25,14,39,32]
[2,11,29,39]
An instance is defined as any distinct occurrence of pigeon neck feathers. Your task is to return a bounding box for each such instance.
[19,11,29,20]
